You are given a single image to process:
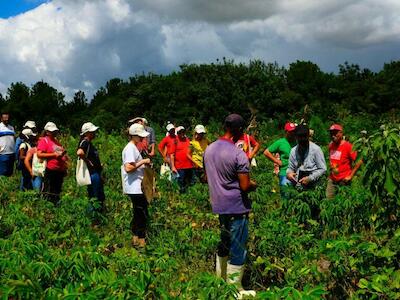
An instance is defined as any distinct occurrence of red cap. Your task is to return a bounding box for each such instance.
[329,124,343,131]
[284,122,296,132]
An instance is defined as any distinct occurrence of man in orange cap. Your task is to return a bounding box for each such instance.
[326,124,363,199]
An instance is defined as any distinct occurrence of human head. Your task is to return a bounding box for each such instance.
[81,122,99,140]
[129,123,149,141]
[224,114,245,142]
[1,113,10,125]
[176,126,186,138]
[194,124,206,140]
[329,124,343,144]
[23,120,36,131]
[22,128,37,142]
[44,122,59,137]
[294,124,309,147]
[284,122,296,141]
[166,123,175,136]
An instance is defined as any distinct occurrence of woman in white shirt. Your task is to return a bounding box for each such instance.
[122,123,151,247]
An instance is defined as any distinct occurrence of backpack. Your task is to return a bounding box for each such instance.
[16,141,29,170]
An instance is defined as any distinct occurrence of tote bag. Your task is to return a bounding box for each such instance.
[160,163,172,181]
[32,153,46,177]
[76,158,91,186]
[142,166,156,203]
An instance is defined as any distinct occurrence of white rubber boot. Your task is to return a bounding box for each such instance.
[227,263,256,299]
[216,255,228,280]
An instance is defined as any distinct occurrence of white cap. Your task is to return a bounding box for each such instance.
[142,118,148,125]
[24,121,36,129]
[44,122,59,132]
[81,122,99,135]
[129,123,150,137]
[166,123,175,132]
[128,117,144,124]
[22,128,37,137]
[176,126,185,133]
[194,124,206,134]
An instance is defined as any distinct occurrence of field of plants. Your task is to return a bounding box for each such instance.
[1,117,399,299]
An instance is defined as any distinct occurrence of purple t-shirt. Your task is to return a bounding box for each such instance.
[204,138,251,214]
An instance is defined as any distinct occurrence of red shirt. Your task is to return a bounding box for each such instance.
[329,140,357,182]
[37,136,67,171]
[173,137,193,169]
[235,134,258,158]
[158,135,177,155]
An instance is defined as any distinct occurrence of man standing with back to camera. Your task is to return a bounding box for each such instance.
[204,113,257,299]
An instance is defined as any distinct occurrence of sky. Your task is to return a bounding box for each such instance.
[0,0,399,100]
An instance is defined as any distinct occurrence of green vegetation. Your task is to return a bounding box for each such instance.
[1,119,399,299]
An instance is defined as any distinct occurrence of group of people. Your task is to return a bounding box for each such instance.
[1,111,363,298]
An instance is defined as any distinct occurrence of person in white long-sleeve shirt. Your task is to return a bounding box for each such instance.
[0,113,16,176]
[286,124,326,190]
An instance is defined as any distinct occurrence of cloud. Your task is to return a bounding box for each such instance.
[0,0,399,100]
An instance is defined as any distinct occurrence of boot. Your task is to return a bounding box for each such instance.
[216,255,228,279]
[227,263,256,299]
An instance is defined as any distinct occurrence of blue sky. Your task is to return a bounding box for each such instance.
[0,0,48,19]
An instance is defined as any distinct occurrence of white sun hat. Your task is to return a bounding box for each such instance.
[81,122,99,135]
[176,126,185,133]
[24,121,36,129]
[194,124,206,134]
[166,123,175,132]
[129,123,150,137]
[22,128,37,137]
[44,122,59,132]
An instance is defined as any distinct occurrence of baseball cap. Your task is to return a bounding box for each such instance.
[194,124,206,134]
[329,124,343,131]
[284,122,296,132]
[81,122,99,135]
[224,114,245,130]
[176,126,185,133]
[129,123,149,137]
[23,121,36,129]
[166,123,175,132]
[22,128,37,137]
[44,122,59,132]
[295,124,309,136]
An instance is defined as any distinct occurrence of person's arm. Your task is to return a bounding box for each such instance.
[24,150,33,176]
[37,150,60,159]
[301,147,327,185]
[238,173,257,192]
[286,149,297,183]
[248,137,260,159]
[158,138,168,161]
[263,149,282,166]
[149,143,156,157]
[124,158,150,173]
[77,141,94,167]
[344,159,363,182]
[19,147,27,161]
[170,153,177,173]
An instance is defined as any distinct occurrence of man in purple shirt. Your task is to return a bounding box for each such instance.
[204,114,257,298]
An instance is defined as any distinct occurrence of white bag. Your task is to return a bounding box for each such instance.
[160,163,172,181]
[76,158,91,186]
[251,157,257,167]
[32,153,46,177]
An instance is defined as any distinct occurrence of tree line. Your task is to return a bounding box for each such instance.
[1,59,399,133]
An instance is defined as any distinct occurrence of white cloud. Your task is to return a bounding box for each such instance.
[0,0,399,100]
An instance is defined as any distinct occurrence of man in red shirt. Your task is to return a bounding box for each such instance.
[171,126,194,192]
[235,133,260,163]
[326,124,363,199]
[158,123,177,166]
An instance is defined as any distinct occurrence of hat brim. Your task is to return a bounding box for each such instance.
[137,131,150,138]
[195,129,206,134]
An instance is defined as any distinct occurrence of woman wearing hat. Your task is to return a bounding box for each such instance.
[37,122,68,204]
[77,122,105,220]
[18,128,37,191]
[122,123,151,247]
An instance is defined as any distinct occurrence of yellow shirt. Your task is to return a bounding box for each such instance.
[190,139,209,168]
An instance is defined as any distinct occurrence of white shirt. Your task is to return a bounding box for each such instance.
[121,142,144,194]
[0,122,15,155]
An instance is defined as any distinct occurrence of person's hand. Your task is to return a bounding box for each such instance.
[149,151,155,157]
[287,172,297,183]
[249,180,257,191]
[163,156,168,163]
[54,151,62,158]
[143,158,151,165]
[299,176,311,186]
[343,175,352,183]
[276,160,283,167]
[172,167,178,174]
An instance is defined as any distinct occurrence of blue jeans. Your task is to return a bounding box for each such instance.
[0,154,15,177]
[87,172,105,213]
[218,214,249,266]
[176,168,195,192]
[32,176,43,191]
[279,175,293,199]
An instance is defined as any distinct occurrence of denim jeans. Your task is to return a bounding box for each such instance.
[32,176,43,191]
[279,175,293,199]
[176,168,195,192]
[218,214,249,266]
[87,172,105,214]
[0,154,14,177]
